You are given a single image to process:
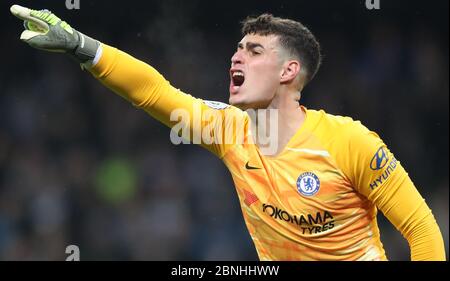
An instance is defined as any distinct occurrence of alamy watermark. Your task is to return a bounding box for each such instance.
[365,0,380,10]
[65,245,80,261]
[169,103,280,155]
[65,0,80,10]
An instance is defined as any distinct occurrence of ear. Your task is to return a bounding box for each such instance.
[280,60,300,84]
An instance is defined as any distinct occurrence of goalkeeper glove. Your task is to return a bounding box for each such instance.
[10,4,100,64]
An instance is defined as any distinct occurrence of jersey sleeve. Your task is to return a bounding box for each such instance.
[336,121,446,261]
[88,44,247,158]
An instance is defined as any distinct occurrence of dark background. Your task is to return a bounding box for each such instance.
[0,0,448,260]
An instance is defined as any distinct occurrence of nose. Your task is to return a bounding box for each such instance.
[231,50,244,67]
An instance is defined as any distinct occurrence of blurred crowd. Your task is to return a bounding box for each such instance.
[0,1,448,260]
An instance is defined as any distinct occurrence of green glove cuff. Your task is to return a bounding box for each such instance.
[73,31,100,63]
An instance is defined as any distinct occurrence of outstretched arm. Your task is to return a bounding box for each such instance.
[10,5,246,158]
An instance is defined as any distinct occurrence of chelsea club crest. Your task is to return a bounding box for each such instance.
[296,172,320,197]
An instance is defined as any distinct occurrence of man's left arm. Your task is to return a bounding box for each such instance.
[343,122,446,261]
[369,164,445,261]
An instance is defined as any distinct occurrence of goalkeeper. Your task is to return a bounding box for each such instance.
[10,5,446,261]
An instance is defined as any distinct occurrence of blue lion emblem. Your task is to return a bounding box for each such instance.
[296,172,320,197]
[303,178,314,191]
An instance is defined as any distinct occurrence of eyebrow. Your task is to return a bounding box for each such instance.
[237,42,265,50]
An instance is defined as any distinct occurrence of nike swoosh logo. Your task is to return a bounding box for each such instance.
[245,161,261,170]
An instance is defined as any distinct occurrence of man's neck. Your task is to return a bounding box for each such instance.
[249,89,305,156]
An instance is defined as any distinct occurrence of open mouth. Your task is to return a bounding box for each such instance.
[230,70,245,95]
[232,71,245,87]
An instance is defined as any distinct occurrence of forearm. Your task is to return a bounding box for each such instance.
[373,172,446,261]
[88,44,170,108]
[402,202,446,261]
[87,43,202,130]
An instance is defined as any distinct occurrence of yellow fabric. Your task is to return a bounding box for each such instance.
[89,44,245,157]
[89,44,446,261]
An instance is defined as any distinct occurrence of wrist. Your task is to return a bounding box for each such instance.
[80,44,103,70]
[73,31,100,63]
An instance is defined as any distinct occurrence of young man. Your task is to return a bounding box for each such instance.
[10,5,446,261]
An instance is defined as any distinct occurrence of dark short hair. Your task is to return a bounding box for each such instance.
[241,14,322,84]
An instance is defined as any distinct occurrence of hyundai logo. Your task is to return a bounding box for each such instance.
[370,147,389,170]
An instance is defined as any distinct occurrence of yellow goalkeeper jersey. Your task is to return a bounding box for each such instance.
[224,108,391,261]
[89,44,446,261]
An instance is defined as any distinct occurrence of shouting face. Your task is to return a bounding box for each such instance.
[229,34,286,110]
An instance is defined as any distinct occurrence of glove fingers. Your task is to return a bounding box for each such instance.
[21,30,65,53]
[21,31,65,53]
[10,5,32,20]
[20,30,42,41]
[10,5,49,33]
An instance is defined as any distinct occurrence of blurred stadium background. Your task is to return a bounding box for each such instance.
[0,0,448,260]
